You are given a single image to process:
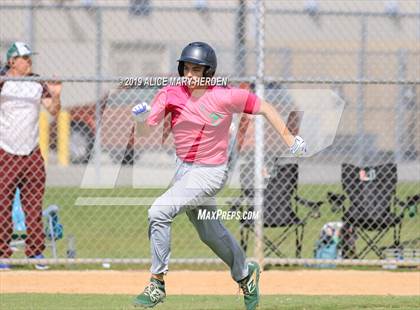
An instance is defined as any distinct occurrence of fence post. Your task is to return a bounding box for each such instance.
[254,0,265,268]
[26,0,35,59]
[395,49,407,162]
[235,0,246,76]
[356,16,367,164]
[94,5,103,184]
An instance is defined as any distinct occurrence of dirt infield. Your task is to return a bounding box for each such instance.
[1,270,419,296]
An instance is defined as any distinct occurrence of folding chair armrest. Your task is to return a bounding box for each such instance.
[327,191,347,213]
[227,196,253,212]
[395,197,406,208]
[394,195,420,209]
[295,196,323,218]
[407,194,420,218]
[406,194,420,207]
[227,197,242,212]
[395,194,420,218]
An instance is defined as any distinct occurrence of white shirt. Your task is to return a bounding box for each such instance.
[0,76,48,155]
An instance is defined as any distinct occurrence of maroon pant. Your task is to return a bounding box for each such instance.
[0,147,46,258]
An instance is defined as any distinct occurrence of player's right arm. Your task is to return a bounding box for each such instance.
[132,101,152,136]
[132,89,167,137]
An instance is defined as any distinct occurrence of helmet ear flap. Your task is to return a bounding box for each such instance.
[203,66,215,78]
[178,62,184,76]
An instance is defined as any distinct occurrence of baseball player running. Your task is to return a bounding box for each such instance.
[131,42,306,309]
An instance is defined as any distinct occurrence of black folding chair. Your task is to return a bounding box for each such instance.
[230,162,323,258]
[327,163,411,259]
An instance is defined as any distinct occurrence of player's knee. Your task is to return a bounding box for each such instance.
[198,232,215,245]
[148,206,163,222]
[148,204,171,223]
[198,227,227,246]
[198,234,209,244]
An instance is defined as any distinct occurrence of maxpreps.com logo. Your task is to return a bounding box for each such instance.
[197,209,259,221]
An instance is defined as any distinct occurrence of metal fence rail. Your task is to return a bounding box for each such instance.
[0,1,419,269]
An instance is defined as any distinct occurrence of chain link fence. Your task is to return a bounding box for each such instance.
[0,0,419,269]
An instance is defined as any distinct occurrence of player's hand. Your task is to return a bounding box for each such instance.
[132,102,151,122]
[290,135,307,157]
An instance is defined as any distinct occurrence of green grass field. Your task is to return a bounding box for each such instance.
[1,294,419,310]
[29,182,419,262]
[9,182,419,264]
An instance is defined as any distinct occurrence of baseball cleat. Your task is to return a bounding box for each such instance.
[133,278,166,308]
[239,261,261,310]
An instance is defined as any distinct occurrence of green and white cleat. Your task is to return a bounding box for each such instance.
[239,261,261,310]
[133,278,166,308]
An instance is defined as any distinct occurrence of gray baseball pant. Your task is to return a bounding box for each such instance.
[148,159,249,282]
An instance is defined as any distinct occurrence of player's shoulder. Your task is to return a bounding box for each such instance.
[152,85,182,105]
[156,85,185,98]
[211,85,230,91]
[211,85,250,92]
[207,85,232,95]
[160,85,182,93]
[210,85,250,97]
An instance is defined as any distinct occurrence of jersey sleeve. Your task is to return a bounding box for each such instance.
[147,89,167,126]
[227,88,261,114]
[29,73,51,99]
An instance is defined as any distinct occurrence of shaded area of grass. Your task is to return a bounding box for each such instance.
[1,294,419,310]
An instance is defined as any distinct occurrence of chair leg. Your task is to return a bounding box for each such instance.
[240,225,249,253]
[296,224,304,258]
[263,235,286,257]
[394,221,402,247]
[369,230,392,257]
[357,229,389,259]
[265,225,296,257]
[359,223,404,259]
[241,225,286,257]
[357,231,381,258]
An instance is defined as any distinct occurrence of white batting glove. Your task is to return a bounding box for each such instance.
[131,102,151,122]
[290,135,307,157]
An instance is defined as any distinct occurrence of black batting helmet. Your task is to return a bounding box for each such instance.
[177,42,217,77]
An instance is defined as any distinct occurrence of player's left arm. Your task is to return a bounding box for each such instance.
[228,87,306,155]
[256,100,307,156]
[256,100,294,146]
[41,80,62,117]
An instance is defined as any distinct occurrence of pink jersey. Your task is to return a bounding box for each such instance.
[147,85,261,165]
